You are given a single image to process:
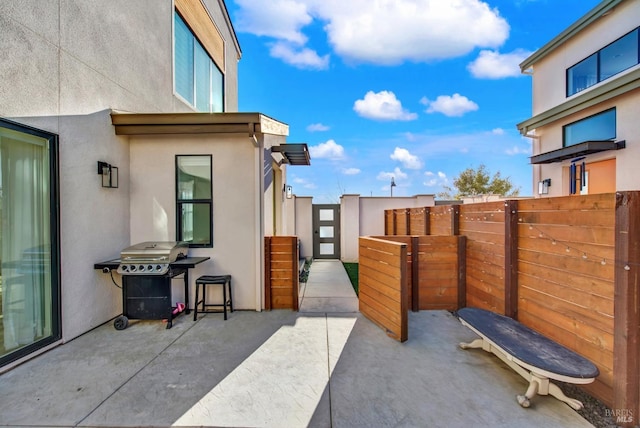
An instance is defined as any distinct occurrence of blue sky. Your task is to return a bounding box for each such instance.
[227,0,602,203]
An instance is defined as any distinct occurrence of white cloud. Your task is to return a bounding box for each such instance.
[390,147,422,169]
[505,145,531,155]
[424,171,449,187]
[307,123,330,132]
[467,49,533,79]
[309,139,345,160]
[269,41,330,70]
[292,176,317,189]
[234,0,312,44]
[377,167,408,181]
[313,0,509,65]
[354,91,417,121]
[234,0,510,66]
[421,93,479,117]
[342,167,361,175]
[491,128,505,135]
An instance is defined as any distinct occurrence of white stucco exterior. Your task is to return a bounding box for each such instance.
[0,0,297,367]
[518,0,640,197]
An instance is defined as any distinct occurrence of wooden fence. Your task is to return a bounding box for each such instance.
[359,237,408,342]
[264,236,299,310]
[383,192,640,422]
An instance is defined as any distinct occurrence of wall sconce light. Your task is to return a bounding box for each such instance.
[98,161,118,188]
[538,178,551,195]
[285,184,293,199]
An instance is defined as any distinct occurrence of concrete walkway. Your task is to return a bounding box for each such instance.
[0,260,593,427]
[299,260,358,313]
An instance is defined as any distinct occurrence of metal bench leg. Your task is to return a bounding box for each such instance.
[459,338,484,349]
[194,283,199,321]
[517,378,540,408]
[223,279,227,320]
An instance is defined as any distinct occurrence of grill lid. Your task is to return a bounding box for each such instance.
[117,241,188,275]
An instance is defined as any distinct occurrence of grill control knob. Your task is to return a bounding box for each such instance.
[139,265,145,272]
[156,265,162,271]
[121,265,128,272]
[148,265,153,271]
[130,265,137,272]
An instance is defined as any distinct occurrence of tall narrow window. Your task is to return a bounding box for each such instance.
[173,11,224,112]
[176,155,212,247]
[0,118,60,367]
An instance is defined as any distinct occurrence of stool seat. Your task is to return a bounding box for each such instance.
[194,274,233,320]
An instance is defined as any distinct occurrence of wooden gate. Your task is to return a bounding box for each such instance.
[358,237,408,342]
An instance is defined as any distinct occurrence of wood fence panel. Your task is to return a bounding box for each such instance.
[394,209,409,235]
[416,235,462,310]
[384,210,394,235]
[265,236,299,310]
[517,194,616,407]
[359,237,408,342]
[409,207,430,235]
[374,236,414,311]
[430,205,455,235]
[460,202,506,314]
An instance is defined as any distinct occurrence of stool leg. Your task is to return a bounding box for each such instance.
[228,278,233,312]
[194,283,199,321]
[223,280,228,320]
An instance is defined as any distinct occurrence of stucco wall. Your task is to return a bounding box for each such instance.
[294,197,313,260]
[129,135,260,311]
[0,0,242,341]
[531,0,640,115]
[338,194,436,262]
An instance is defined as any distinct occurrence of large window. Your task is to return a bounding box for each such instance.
[563,108,616,147]
[174,12,224,112]
[176,155,212,247]
[567,28,639,96]
[0,118,60,367]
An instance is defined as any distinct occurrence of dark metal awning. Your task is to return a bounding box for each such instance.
[530,140,625,164]
[271,144,311,166]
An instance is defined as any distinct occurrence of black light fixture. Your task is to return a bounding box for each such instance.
[390,176,396,197]
[285,184,293,199]
[98,161,118,188]
[538,178,551,195]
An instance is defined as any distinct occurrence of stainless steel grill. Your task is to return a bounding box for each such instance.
[116,241,188,275]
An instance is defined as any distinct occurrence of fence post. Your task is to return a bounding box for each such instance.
[457,235,467,310]
[264,236,272,310]
[424,207,431,235]
[291,237,299,311]
[411,236,419,312]
[451,205,460,235]
[614,191,640,426]
[504,200,519,319]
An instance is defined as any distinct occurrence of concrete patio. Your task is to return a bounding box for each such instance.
[0,260,593,427]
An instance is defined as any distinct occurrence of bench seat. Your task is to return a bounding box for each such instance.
[458,307,599,410]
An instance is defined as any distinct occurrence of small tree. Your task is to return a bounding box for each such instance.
[438,164,520,199]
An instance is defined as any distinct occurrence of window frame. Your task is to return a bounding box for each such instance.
[175,154,213,248]
[566,27,640,97]
[173,11,225,113]
[0,117,61,368]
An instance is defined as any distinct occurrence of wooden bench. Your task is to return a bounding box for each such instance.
[457,307,599,410]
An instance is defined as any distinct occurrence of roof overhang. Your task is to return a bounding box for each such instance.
[517,68,640,135]
[110,111,289,137]
[271,144,311,166]
[530,140,625,164]
[519,0,624,72]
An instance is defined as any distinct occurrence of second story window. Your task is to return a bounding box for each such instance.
[567,28,639,96]
[174,12,224,112]
[563,108,616,147]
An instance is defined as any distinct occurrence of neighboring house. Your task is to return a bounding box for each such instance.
[0,0,308,370]
[517,0,640,197]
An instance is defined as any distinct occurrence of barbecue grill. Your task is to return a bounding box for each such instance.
[99,241,190,330]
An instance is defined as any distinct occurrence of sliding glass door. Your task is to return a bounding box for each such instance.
[0,118,60,367]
